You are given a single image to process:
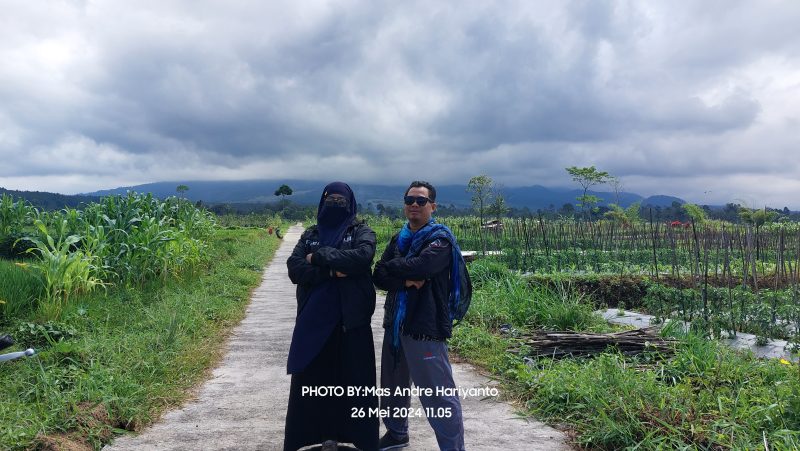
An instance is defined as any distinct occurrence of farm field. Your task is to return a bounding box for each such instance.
[3,193,800,450]
[367,213,800,449]
[367,214,800,345]
[449,259,800,450]
[0,194,282,450]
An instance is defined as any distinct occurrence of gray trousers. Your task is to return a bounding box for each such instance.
[380,331,465,451]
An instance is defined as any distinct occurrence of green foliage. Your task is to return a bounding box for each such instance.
[527,274,649,309]
[514,339,800,449]
[274,184,293,198]
[565,166,611,217]
[465,266,606,332]
[0,194,36,237]
[13,321,79,348]
[0,260,42,320]
[604,202,642,226]
[468,259,513,288]
[451,273,800,450]
[682,203,708,224]
[0,193,218,320]
[740,207,779,227]
[0,194,38,258]
[23,219,106,320]
[0,228,280,450]
[466,174,494,233]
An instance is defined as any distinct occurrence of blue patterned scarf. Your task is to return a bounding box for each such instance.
[390,218,462,357]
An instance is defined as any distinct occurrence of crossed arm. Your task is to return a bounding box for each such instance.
[287,227,377,285]
[373,237,451,291]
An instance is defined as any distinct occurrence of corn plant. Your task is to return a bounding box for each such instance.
[0,194,37,236]
[22,220,105,320]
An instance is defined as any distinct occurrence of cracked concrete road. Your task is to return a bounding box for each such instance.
[104,224,570,451]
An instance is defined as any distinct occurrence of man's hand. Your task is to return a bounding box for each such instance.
[306,253,313,263]
[404,279,425,290]
[335,271,347,277]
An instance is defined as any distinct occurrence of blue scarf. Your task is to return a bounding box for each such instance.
[390,218,462,357]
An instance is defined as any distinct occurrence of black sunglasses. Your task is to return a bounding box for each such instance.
[404,195,432,206]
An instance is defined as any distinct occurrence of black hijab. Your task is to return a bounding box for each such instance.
[286,182,356,374]
[316,181,357,246]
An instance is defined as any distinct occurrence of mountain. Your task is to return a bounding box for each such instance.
[0,187,100,210]
[82,180,684,210]
[641,195,685,208]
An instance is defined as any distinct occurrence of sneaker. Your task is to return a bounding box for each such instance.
[321,440,338,451]
[378,431,409,450]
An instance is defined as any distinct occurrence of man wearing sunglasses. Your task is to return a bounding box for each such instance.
[373,181,465,451]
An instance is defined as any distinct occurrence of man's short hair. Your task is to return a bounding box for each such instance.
[404,180,436,202]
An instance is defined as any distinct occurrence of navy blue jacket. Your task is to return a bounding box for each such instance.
[373,233,453,339]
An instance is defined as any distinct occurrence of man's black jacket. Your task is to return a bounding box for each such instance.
[286,221,377,331]
[373,233,453,339]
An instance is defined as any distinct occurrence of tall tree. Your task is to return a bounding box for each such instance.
[487,184,508,222]
[176,184,189,197]
[467,175,493,225]
[565,166,611,220]
[467,175,495,255]
[274,184,293,206]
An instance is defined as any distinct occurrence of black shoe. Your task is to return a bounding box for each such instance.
[378,432,409,450]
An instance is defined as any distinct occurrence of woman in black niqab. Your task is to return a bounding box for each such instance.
[284,182,379,451]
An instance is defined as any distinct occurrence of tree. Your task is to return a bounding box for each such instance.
[682,203,708,224]
[467,175,493,225]
[608,176,624,206]
[467,175,496,255]
[739,207,778,228]
[558,203,576,218]
[487,192,508,222]
[565,166,611,220]
[176,184,189,197]
[604,201,641,226]
[274,184,293,206]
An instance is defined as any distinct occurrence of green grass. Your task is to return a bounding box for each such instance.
[0,228,281,450]
[451,259,800,450]
[466,259,609,333]
[0,259,42,320]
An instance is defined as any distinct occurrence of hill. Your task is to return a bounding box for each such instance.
[0,187,101,210]
[83,180,684,210]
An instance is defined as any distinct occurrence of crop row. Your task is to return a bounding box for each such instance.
[0,193,216,320]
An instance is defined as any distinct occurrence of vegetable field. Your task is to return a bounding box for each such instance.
[367,214,800,343]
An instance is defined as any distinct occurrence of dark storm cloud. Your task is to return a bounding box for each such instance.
[1,0,800,206]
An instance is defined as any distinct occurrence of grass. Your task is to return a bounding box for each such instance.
[0,228,281,450]
[0,260,42,320]
[451,259,800,450]
[466,259,610,333]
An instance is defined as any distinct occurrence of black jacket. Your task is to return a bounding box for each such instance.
[286,221,377,331]
[373,233,453,339]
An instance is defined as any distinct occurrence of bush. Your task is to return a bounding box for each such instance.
[467,259,511,288]
[526,274,649,309]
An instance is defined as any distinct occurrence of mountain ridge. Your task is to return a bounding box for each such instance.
[80,179,686,210]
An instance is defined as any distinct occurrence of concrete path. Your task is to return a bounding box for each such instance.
[105,225,570,451]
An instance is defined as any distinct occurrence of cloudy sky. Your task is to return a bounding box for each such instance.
[2,0,800,207]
